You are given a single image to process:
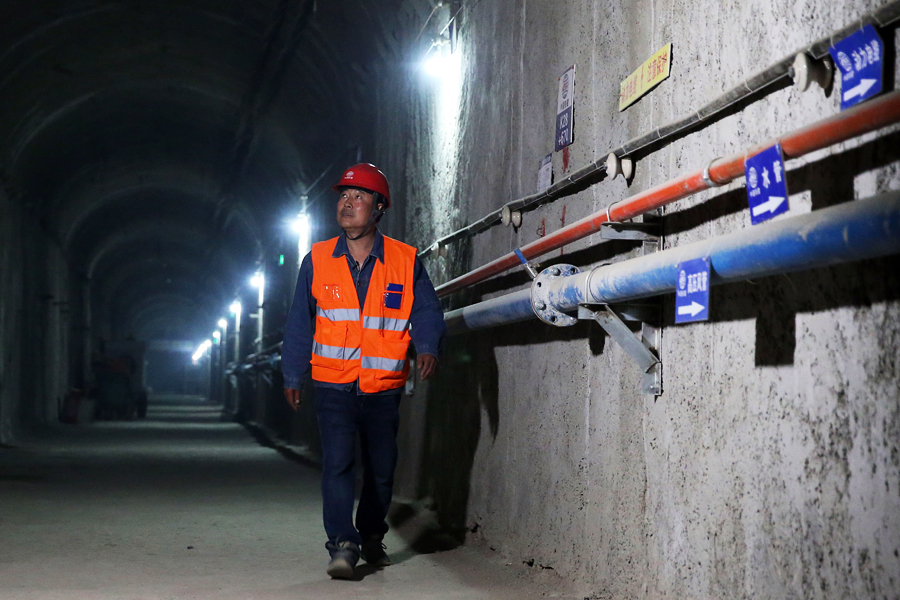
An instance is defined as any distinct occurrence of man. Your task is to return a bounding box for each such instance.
[281,163,446,580]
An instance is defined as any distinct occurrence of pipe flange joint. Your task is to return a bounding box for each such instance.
[531,264,581,327]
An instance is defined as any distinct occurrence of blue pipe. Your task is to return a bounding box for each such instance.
[444,289,533,333]
[446,191,900,335]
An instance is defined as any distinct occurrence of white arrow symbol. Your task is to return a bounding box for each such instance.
[678,301,705,317]
[751,195,785,217]
[843,78,877,102]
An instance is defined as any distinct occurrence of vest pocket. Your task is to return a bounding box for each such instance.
[311,323,352,370]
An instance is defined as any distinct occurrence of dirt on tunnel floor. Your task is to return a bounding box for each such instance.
[0,396,574,600]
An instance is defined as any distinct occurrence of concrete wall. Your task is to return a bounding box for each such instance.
[370,0,900,597]
[0,187,24,444]
[20,218,71,427]
[0,188,73,441]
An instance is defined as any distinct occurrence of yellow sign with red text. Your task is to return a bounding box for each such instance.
[619,43,672,111]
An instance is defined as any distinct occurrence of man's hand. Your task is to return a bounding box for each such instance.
[417,353,438,380]
[284,388,302,410]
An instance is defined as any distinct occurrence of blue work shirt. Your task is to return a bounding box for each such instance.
[281,230,446,395]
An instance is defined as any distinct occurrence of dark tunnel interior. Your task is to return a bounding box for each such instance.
[2,0,416,364]
[2,1,899,597]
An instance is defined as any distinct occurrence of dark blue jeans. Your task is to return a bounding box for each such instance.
[315,387,401,547]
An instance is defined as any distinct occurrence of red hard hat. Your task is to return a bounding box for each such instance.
[332,163,391,207]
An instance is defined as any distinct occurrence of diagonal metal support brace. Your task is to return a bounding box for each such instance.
[579,304,662,395]
[579,305,659,372]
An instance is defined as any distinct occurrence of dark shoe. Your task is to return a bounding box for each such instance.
[361,535,391,567]
[326,541,359,579]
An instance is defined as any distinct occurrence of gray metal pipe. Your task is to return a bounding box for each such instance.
[446,191,900,335]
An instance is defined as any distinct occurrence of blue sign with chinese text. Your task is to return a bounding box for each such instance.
[675,257,710,324]
[555,109,573,150]
[830,25,883,110]
[555,66,575,151]
[745,143,789,225]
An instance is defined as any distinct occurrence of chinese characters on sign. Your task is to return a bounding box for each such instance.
[619,43,672,111]
[744,144,789,225]
[675,257,710,324]
[537,154,553,192]
[829,25,883,110]
[555,66,575,151]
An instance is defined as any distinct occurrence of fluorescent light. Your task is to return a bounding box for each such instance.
[218,318,227,329]
[422,38,460,78]
[424,53,445,76]
[293,213,311,263]
[290,213,308,234]
[192,339,212,363]
[230,301,242,316]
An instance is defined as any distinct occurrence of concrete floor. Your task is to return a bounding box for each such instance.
[0,396,573,600]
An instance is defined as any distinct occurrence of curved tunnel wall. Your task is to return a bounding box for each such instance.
[0,0,413,437]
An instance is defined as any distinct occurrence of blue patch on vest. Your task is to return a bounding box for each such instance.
[384,283,403,309]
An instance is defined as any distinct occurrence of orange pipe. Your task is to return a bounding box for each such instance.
[436,90,900,298]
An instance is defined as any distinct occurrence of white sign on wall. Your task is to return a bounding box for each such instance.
[537,154,552,192]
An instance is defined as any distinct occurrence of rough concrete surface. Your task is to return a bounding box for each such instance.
[0,396,576,600]
[368,0,900,598]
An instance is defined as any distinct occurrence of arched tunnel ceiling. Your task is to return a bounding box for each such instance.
[0,0,427,342]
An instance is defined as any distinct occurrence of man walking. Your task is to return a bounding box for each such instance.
[281,163,446,579]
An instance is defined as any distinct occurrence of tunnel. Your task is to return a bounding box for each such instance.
[1,0,899,597]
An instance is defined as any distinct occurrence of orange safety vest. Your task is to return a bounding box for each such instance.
[310,235,416,393]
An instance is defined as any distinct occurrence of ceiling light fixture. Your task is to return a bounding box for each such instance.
[192,339,212,363]
[293,212,311,265]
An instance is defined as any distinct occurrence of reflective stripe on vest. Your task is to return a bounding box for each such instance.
[362,316,409,332]
[317,307,360,322]
[310,235,417,393]
[361,355,406,373]
[312,341,362,361]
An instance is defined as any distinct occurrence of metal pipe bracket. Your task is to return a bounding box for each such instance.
[579,303,662,395]
[599,221,660,242]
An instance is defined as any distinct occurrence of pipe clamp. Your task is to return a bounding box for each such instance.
[606,201,618,223]
[702,160,721,188]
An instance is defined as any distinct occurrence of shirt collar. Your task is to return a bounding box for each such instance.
[333,229,384,264]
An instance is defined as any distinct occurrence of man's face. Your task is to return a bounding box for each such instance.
[336,187,376,231]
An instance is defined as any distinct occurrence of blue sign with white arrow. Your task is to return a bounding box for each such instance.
[745,143,789,225]
[675,257,710,324]
[830,25,883,110]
